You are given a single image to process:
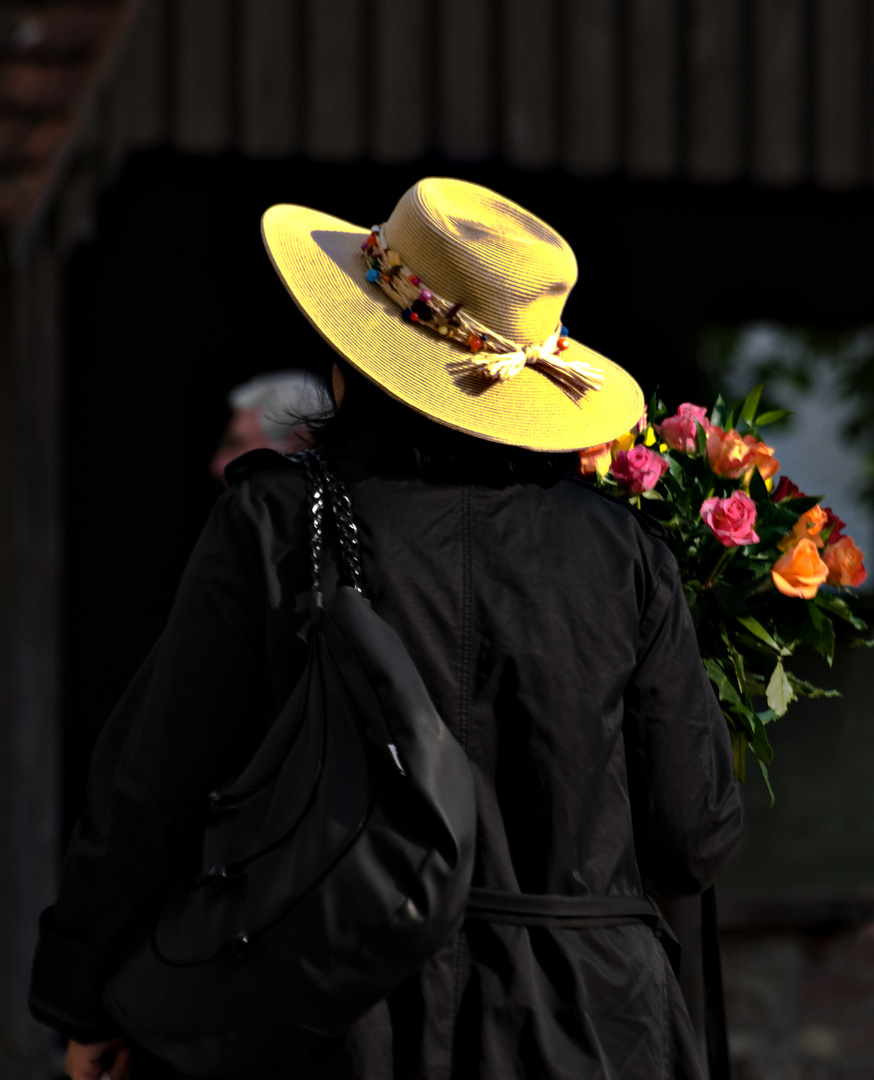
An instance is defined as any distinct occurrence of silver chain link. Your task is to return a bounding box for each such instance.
[303,451,364,594]
[302,453,326,593]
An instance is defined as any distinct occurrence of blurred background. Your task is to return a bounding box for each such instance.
[1,1,873,1076]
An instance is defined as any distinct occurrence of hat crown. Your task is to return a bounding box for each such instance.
[382,178,577,345]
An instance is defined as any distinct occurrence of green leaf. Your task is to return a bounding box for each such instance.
[766,659,794,716]
[785,673,840,700]
[746,705,775,765]
[756,409,792,427]
[710,394,727,429]
[806,601,836,666]
[785,496,825,516]
[757,758,775,805]
[704,658,744,706]
[813,591,869,631]
[696,421,708,458]
[742,383,764,425]
[730,729,747,783]
[747,466,770,506]
[735,631,788,659]
[850,637,874,649]
[648,388,666,420]
[736,614,784,654]
[719,621,749,697]
[707,660,773,767]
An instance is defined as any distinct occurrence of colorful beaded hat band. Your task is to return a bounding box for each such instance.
[360,225,605,399]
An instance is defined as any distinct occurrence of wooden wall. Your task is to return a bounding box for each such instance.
[91,0,874,194]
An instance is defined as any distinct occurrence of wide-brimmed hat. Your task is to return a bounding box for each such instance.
[261,178,643,451]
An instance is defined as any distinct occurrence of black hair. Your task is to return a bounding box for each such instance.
[306,358,577,486]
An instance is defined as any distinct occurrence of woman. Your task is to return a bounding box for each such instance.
[31,178,742,1080]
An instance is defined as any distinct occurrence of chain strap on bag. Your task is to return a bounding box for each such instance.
[104,451,477,1075]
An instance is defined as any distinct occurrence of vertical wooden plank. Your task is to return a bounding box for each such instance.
[110,0,170,153]
[563,0,620,175]
[303,0,365,161]
[371,0,429,163]
[813,0,863,189]
[502,0,557,167]
[0,243,62,1080]
[437,0,494,160]
[240,0,298,158]
[752,0,806,185]
[174,0,233,153]
[627,0,679,177]
[687,0,743,181]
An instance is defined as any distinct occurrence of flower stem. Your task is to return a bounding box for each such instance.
[703,548,731,589]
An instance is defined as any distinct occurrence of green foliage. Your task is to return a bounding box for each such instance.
[587,391,869,798]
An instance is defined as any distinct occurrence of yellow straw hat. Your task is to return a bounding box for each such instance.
[261,177,643,452]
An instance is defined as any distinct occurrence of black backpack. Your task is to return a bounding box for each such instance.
[104,451,477,1075]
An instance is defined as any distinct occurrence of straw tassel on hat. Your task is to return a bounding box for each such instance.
[261,178,643,452]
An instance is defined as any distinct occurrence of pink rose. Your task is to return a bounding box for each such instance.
[700,491,760,547]
[658,403,709,453]
[678,402,709,424]
[611,445,668,493]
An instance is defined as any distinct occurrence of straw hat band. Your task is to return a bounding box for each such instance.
[381,183,577,343]
[362,228,605,396]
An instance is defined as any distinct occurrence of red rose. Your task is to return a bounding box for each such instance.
[822,507,846,542]
[771,476,803,502]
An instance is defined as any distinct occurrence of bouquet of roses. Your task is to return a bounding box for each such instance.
[579,386,869,795]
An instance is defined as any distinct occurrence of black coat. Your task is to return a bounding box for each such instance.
[30,443,743,1079]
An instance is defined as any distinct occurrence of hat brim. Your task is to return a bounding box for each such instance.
[262,204,644,452]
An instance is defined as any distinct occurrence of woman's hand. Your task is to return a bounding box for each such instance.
[65,1037,132,1080]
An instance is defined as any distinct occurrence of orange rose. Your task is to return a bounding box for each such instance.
[822,536,867,587]
[706,427,756,478]
[778,504,828,551]
[771,538,829,598]
[706,427,779,482]
[741,435,779,482]
[578,443,611,477]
